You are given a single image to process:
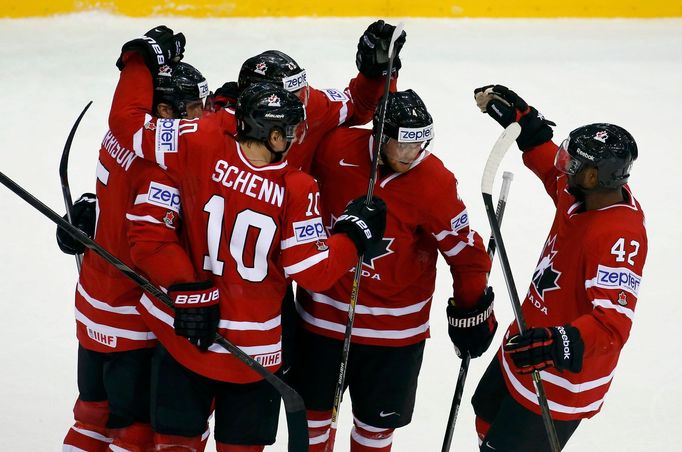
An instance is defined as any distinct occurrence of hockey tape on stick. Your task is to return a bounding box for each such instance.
[481,122,521,196]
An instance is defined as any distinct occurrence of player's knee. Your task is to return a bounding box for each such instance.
[350,417,394,451]
[215,445,264,452]
[108,422,154,451]
[306,409,332,451]
[154,432,204,451]
[475,416,491,448]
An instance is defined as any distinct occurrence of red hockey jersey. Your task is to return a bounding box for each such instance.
[112,53,359,383]
[498,141,648,421]
[76,65,193,352]
[297,128,492,347]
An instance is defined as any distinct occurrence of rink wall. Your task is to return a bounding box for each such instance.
[4,1,681,18]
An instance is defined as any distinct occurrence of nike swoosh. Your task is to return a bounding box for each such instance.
[379,411,398,417]
[484,440,496,450]
[339,159,360,167]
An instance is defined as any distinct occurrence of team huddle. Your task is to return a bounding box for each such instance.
[56,22,647,452]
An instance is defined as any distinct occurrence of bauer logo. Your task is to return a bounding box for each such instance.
[293,218,327,243]
[147,182,181,212]
[155,118,179,154]
[398,125,434,143]
[593,265,642,296]
[283,70,307,92]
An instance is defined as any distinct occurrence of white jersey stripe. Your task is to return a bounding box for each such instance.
[139,294,281,356]
[591,298,635,321]
[296,301,430,340]
[77,283,140,315]
[218,315,281,331]
[74,308,156,341]
[501,353,604,414]
[539,368,615,393]
[125,213,162,224]
[443,230,475,257]
[283,251,329,275]
[306,289,430,317]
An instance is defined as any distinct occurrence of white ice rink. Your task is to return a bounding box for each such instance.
[1,14,681,451]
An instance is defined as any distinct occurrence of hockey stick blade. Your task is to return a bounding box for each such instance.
[59,100,93,271]
[479,126,561,452]
[481,123,521,196]
[0,170,309,452]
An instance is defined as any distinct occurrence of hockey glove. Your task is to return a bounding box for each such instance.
[116,25,186,74]
[333,196,387,255]
[169,281,221,351]
[504,325,584,374]
[473,84,555,151]
[447,287,497,359]
[56,192,96,255]
[356,20,406,78]
[208,81,240,111]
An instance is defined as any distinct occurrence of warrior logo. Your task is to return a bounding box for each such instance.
[255,62,267,75]
[532,234,561,299]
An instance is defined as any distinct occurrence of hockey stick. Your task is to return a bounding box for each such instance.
[0,171,309,452]
[480,123,561,452]
[324,22,405,452]
[59,101,93,272]
[441,171,513,452]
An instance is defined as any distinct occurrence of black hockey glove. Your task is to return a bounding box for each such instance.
[116,25,186,74]
[56,192,96,255]
[356,20,406,78]
[447,287,498,359]
[169,281,221,351]
[473,84,555,151]
[208,81,240,111]
[504,325,584,374]
[333,196,387,255]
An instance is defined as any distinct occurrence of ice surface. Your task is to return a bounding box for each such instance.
[0,14,680,451]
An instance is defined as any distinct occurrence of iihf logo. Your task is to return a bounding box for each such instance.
[617,291,628,306]
[255,62,267,75]
[267,94,281,107]
[594,131,609,143]
[163,211,176,228]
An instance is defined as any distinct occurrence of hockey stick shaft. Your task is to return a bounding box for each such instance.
[441,171,513,452]
[0,170,309,452]
[325,22,405,452]
[59,101,93,271]
[481,123,561,452]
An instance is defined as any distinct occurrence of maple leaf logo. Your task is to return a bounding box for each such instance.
[531,234,561,299]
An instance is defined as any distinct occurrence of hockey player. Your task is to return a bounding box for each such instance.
[111,31,387,451]
[210,19,406,173]
[291,89,497,451]
[471,85,648,451]
[57,27,208,452]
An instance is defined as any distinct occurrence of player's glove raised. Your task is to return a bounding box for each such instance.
[116,25,186,74]
[56,192,96,255]
[333,196,387,255]
[504,325,584,374]
[447,287,497,359]
[356,20,406,78]
[169,281,220,351]
[208,81,240,111]
[473,84,555,151]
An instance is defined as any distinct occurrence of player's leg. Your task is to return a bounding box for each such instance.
[212,376,281,451]
[63,345,111,451]
[472,356,581,451]
[104,347,155,451]
[289,327,345,451]
[347,341,426,452]
[150,345,214,451]
[280,283,297,382]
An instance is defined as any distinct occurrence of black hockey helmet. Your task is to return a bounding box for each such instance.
[554,123,638,189]
[238,50,308,96]
[154,62,209,118]
[373,89,434,146]
[236,82,305,153]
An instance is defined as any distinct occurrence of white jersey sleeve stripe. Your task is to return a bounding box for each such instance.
[591,298,635,321]
[443,230,476,257]
[283,250,329,275]
[125,213,162,224]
